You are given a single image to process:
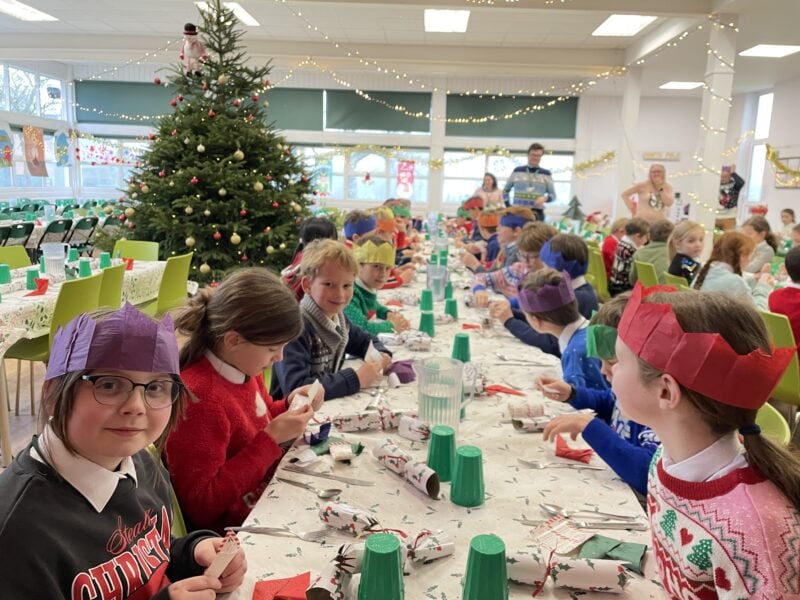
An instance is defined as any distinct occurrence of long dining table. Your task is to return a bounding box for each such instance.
[224,260,663,599]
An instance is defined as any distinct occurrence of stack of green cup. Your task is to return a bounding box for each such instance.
[429,254,438,266]
[78,258,92,278]
[444,281,454,300]
[358,533,404,600]
[427,425,456,482]
[0,264,10,284]
[444,298,459,320]
[420,289,434,311]
[450,445,485,507]
[439,250,448,267]
[419,311,435,337]
[39,256,46,274]
[26,267,38,290]
[68,248,79,263]
[462,534,508,600]
[99,252,112,269]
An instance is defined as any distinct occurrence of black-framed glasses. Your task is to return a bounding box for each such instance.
[518,251,539,263]
[80,375,182,410]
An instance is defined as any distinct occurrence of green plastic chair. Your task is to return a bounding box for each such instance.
[664,272,689,288]
[588,248,611,303]
[147,444,187,536]
[4,222,34,248]
[758,310,800,408]
[113,239,160,261]
[6,273,102,415]
[65,216,99,256]
[98,263,126,309]
[0,245,32,270]
[756,402,791,446]
[0,226,9,246]
[35,218,73,257]
[633,261,660,287]
[139,253,192,317]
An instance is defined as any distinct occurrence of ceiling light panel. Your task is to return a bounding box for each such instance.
[194,2,260,27]
[739,44,800,58]
[424,9,470,33]
[659,81,704,90]
[592,14,656,37]
[0,0,57,21]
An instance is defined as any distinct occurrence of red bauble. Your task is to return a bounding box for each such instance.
[266,174,272,181]
[149,133,156,140]
[158,170,166,178]
[232,98,241,107]
[171,129,177,137]
[127,222,136,229]
[241,255,248,262]
[272,202,279,208]
[177,95,184,101]
[263,226,271,233]
[208,109,216,117]
[119,215,126,223]
[153,77,161,85]
[190,176,199,185]
[202,83,209,91]
[301,175,309,183]
[170,99,178,107]
[213,231,222,241]
[239,209,247,217]
[251,94,259,102]
[247,114,255,122]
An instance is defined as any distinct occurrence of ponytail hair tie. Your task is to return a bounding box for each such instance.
[738,424,761,436]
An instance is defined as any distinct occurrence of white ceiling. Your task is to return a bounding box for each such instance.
[0,0,798,96]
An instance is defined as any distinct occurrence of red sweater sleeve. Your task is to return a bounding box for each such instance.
[601,236,618,277]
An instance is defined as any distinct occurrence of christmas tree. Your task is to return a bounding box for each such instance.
[123,0,313,283]
[562,195,586,221]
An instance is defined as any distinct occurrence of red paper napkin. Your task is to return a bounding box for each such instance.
[461,323,481,330]
[25,278,49,297]
[484,384,526,396]
[385,300,404,307]
[124,258,135,271]
[554,434,594,464]
[252,571,310,600]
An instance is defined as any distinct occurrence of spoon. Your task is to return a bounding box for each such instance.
[517,458,605,471]
[540,502,640,522]
[276,477,342,499]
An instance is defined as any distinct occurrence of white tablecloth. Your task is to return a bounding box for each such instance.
[226,265,663,599]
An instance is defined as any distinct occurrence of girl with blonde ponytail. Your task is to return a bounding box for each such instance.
[611,285,800,598]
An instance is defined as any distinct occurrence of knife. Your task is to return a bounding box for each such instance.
[282,465,375,486]
[514,518,648,531]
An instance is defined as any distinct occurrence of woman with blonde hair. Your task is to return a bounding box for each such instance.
[621,163,674,223]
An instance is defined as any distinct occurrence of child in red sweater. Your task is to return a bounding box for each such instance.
[768,245,800,349]
[601,217,628,277]
[166,268,323,533]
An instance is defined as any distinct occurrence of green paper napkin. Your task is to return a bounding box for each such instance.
[579,534,647,575]
[310,436,364,457]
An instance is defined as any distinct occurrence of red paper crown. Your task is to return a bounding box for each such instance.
[617,283,794,410]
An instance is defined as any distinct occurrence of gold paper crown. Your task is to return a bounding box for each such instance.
[354,239,395,266]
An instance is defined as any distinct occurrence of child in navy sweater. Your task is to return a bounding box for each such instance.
[535,292,660,495]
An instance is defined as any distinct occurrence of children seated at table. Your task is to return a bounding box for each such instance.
[667,219,704,284]
[343,208,412,288]
[693,231,770,309]
[791,224,800,248]
[167,268,320,533]
[463,196,484,242]
[462,206,534,273]
[609,217,650,296]
[343,210,377,249]
[741,215,778,274]
[610,285,800,598]
[273,239,392,401]
[535,292,660,496]
[461,209,501,268]
[344,235,410,335]
[282,215,338,300]
[769,245,800,348]
[629,219,673,285]
[780,208,796,241]
[518,268,608,390]
[0,304,246,597]
[602,218,627,277]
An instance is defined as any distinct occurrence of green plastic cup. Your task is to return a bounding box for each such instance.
[0,263,10,284]
[68,248,79,262]
[358,533,404,600]
[427,425,456,482]
[420,288,434,311]
[26,267,38,290]
[462,534,508,600]
[429,254,438,266]
[444,298,459,320]
[24,213,35,222]
[439,250,448,267]
[451,332,471,363]
[99,252,112,269]
[444,281,454,300]
[39,256,46,273]
[450,445,485,507]
[78,258,92,278]
[419,310,435,337]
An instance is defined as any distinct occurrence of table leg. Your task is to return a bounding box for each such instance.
[0,361,12,467]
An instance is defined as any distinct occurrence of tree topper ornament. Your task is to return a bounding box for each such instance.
[180,23,208,76]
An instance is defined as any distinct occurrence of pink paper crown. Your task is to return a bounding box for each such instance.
[518,271,575,313]
[617,282,794,410]
[45,303,180,381]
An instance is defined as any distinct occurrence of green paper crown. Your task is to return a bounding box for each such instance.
[586,323,617,361]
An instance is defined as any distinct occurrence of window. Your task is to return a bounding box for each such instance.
[0,63,66,119]
[40,77,64,120]
[8,67,38,115]
[79,138,148,189]
[442,150,573,205]
[0,65,7,111]
[754,93,774,139]
[0,131,70,189]
[747,92,775,203]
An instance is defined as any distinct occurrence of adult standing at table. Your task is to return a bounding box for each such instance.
[715,164,746,231]
[620,163,674,223]
[473,173,504,209]
[502,142,556,221]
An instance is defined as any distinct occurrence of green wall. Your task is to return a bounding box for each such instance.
[445,95,578,138]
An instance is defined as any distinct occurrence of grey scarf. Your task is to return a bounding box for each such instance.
[300,294,349,374]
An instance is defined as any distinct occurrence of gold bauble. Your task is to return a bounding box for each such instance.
[218,187,227,197]
[141,184,150,194]
[104,206,113,215]
[230,232,241,245]
[185,206,194,215]
[253,181,264,192]
[185,236,196,247]
[199,263,211,274]
[233,149,245,161]
[217,73,229,85]
[266,245,275,254]
[124,207,135,218]
[203,209,211,216]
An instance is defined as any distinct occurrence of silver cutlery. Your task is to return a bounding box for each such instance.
[276,476,342,499]
[517,458,605,471]
[514,518,647,531]
[282,465,375,486]
[225,525,329,541]
[539,502,641,522]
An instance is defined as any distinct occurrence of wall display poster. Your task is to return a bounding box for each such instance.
[396,159,415,199]
[0,122,13,168]
[23,125,48,177]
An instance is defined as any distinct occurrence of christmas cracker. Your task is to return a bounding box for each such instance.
[373,438,440,498]
[507,547,630,594]
[397,415,431,442]
[508,399,546,419]
[318,502,381,537]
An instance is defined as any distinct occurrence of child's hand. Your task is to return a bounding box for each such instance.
[380,352,392,371]
[464,244,480,254]
[357,360,383,388]
[399,270,414,285]
[194,537,247,593]
[387,311,410,333]
[473,291,489,308]
[288,383,325,411]
[542,413,594,441]
[488,299,513,324]
[535,376,572,402]
[760,263,772,275]
[778,263,789,281]
[758,272,775,287]
[460,253,481,271]
[264,405,314,444]
[168,576,221,598]
[402,249,415,257]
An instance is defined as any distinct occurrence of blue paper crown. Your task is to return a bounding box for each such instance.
[540,239,588,278]
[343,215,377,239]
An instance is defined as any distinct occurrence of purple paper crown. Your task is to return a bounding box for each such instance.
[518,271,575,313]
[45,303,180,381]
[540,239,588,278]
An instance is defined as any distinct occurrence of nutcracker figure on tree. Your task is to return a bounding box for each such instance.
[123,0,314,283]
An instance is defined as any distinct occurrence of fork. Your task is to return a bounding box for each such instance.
[226,525,329,542]
[517,458,605,471]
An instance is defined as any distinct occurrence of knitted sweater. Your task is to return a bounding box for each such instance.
[695,262,769,309]
[570,386,659,495]
[668,253,700,284]
[561,326,609,391]
[609,236,638,295]
[272,314,390,401]
[601,235,619,277]
[502,165,556,221]
[630,241,670,285]
[769,285,800,349]
[744,240,775,274]
[0,446,212,599]
[647,447,800,599]
[344,281,393,335]
[167,355,286,533]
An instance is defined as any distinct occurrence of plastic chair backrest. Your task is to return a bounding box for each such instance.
[38,219,73,249]
[759,309,800,407]
[67,216,99,244]
[664,272,689,287]
[113,239,159,261]
[5,222,34,247]
[588,248,610,302]
[0,226,9,245]
[634,261,660,287]
[755,402,791,446]
[98,264,126,309]
[146,445,187,537]
[49,274,103,345]
[156,253,192,315]
[0,245,32,269]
